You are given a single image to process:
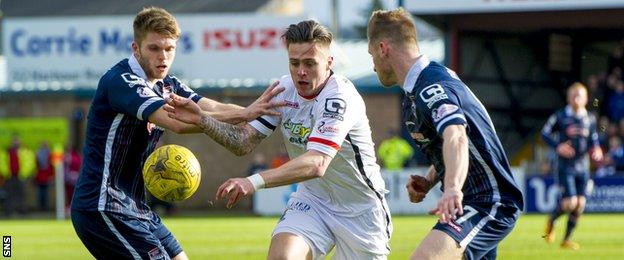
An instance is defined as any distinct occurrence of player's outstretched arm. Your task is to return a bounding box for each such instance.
[215,150,332,208]
[165,93,266,156]
[429,124,469,223]
[198,82,286,124]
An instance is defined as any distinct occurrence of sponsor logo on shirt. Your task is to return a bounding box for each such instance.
[316,121,340,134]
[283,119,311,145]
[432,104,459,123]
[284,100,300,109]
[121,73,147,88]
[322,98,346,121]
[420,84,448,108]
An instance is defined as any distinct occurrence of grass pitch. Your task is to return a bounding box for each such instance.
[1,214,623,259]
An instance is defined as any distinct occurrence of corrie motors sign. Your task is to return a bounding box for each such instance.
[3,14,302,88]
[405,0,624,14]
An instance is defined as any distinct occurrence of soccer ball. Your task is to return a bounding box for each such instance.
[143,144,201,202]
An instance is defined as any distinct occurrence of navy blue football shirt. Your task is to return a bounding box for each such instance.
[401,56,524,209]
[72,55,202,219]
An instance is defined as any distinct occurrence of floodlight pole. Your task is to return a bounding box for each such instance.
[55,161,65,220]
[331,0,340,39]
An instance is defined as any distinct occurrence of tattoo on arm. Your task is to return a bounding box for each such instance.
[199,112,266,156]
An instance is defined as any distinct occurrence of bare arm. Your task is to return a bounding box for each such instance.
[196,112,265,156]
[429,124,469,223]
[216,150,333,208]
[195,82,286,124]
[148,107,202,134]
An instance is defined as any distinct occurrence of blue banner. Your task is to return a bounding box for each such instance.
[525,175,624,213]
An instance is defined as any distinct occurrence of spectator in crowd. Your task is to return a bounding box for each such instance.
[377,130,414,171]
[600,136,624,176]
[247,154,268,176]
[64,145,82,214]
[35,141,55,211]
[607,80,624,122]
[0,136,35,217]
[270,148,289,169]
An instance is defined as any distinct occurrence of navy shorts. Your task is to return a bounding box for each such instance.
[433,202,519,260]
[71,210,182,259]
[556,168,589,197]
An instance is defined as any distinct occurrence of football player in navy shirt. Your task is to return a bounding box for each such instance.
[367,9,524,259]
[70,7,283,259]
[541,83,603,250]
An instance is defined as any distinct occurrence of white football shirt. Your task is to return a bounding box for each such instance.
[250,74,387,216]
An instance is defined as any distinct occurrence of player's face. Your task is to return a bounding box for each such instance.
[568,87,587,110]
[287,42,333,97]
[368,41,398,87]
[133,32,177,82]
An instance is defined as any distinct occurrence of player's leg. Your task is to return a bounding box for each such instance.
[411,230,463,260]
[269,197,334,260]
[415,203,519,260]
[544,170,576,243]
[268,232,313,260]
[150,212,186,259]
[561,174,588,250]
[330,202,392,260]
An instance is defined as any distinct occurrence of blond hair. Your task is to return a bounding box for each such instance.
[133,7,180,45]
[568,82,588,96]
[281,20,333,48]
[368,8,418,47]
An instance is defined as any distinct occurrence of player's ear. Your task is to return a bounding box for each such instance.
[327,55,334,70]
[379,41,389,57]
[131,41,139,56]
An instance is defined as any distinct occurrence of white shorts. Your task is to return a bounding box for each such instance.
[272,196,392,260]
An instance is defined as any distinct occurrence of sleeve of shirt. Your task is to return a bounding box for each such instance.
[248,92,283,138]
[541,113,560,148]
[307,92,359,158]
[589,115,600,147]
[416,83,467,136]
[107,72,164,121]
[170,76,202,103]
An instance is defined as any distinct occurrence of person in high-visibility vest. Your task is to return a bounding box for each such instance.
[0,136,35,216]
[377,133,414,171]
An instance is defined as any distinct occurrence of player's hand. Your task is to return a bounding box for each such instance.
[164,93,203,125]
[591,146,604,162]
[406,175,432,203]
[242,81,286,121]
[429,188,463,224]
[216,178,255,209]
[556,141,575,158]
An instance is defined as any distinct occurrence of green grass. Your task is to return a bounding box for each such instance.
[1,214,623,259]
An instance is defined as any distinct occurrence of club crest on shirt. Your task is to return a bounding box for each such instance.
[137,86,158,98]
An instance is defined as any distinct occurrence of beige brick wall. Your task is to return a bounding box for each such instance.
[0,91,401,211]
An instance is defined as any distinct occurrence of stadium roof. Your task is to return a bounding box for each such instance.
[0,0,271,17]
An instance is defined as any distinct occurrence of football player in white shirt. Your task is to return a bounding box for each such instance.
[165,20,392,259]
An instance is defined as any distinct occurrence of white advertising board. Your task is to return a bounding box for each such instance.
[3,14,304,89]
[405,0,624,15]
[253,167,526,215]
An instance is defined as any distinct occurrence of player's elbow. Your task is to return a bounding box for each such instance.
[309,156,330,178]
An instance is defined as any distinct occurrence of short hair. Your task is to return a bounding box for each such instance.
[368,8,418,47]
[568,82,587,96]
[282,20,332,48]
[133,7,180,45]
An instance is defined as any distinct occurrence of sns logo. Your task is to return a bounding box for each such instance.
[419,84,448,108]
[3,236,10,257]
[283,119,311,145]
